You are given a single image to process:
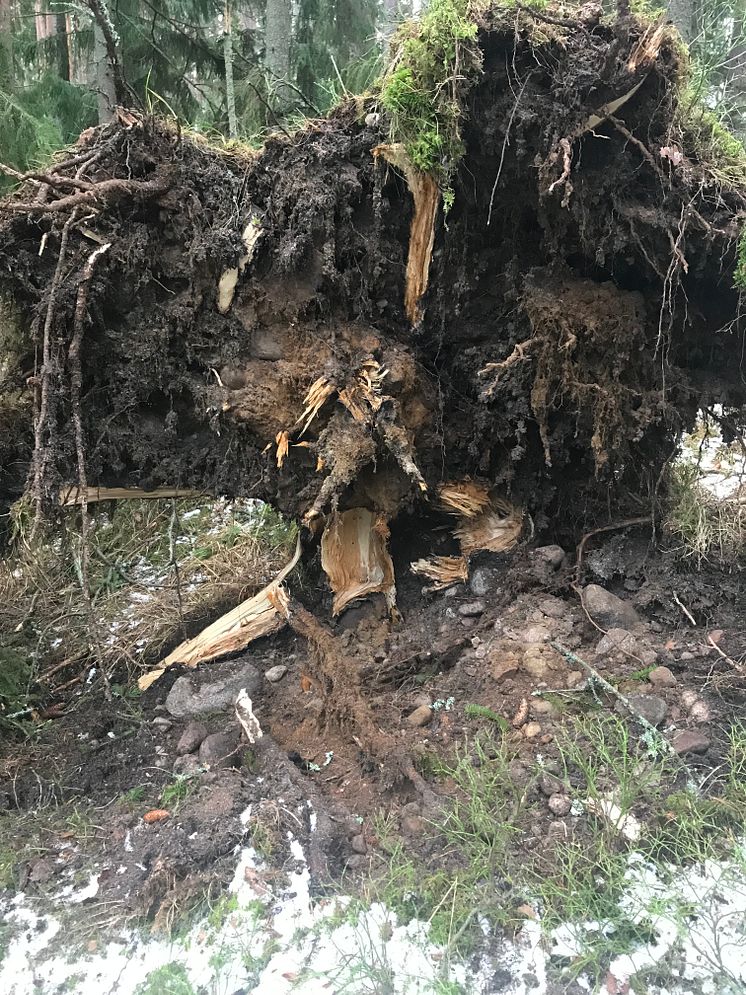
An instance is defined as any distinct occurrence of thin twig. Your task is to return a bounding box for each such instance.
[707,635,745,676]
[672,590,697,626]
[549,641,682,761]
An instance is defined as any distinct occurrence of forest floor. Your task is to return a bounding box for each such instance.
[0,431,745,995]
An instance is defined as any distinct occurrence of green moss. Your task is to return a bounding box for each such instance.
[378,0,482,182]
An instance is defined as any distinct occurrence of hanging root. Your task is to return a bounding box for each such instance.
[269,587,437,800]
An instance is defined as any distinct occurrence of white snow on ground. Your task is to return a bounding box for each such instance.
[1,832,745,995]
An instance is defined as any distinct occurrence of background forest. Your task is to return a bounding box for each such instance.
[1,0,745,184]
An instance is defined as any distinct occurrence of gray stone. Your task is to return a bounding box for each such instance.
[264,665,288,683]
[626,693,667,727]
[534,545,565,570]
[548,794,572,816]
[364,112,380,128]
[198,731,241,769]
[176,720,208,756]
[470,568,496,598]
[672,730,711,755]
[345,854,369,871]
[458,601,485,618]
[595,628,658,667]
[406,704,433,728]
[165,662,261,719]
[583,585,640,631]
[539,597,567,620]
[152,716,173,730]
[648,666,677,688]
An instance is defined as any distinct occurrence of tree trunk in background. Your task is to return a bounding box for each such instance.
[94,20,116,123]
[667,0,696,43]
[0,0,12,90]
[56,13,71,81]
[265,0,292,112]
[223,0,237,138]
[725,14,746,139]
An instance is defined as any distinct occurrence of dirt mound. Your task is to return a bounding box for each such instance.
[0,8,744,540]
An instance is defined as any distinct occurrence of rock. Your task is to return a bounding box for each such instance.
[680,651,695,661]
[264,665,288,683]
[548,794,572,816]
[672,730,711,755]
[708,629,724,645]
[198,731,241,769]
[681,689,699,710]
[523,625,551,644]
[350,834,368,854]
[470,567,496,597]
[547,819,570,841]
[648,665,677,688]
[538,596,567,620]
[400,801,422,818]
[364,112,380,128]
[626,693,667,727]
[566,670,583,687]
[689,700,712,723]
[173,754,201,776]
[401,815,425,835]
[523,722,542,739]
[539,773,563,797]
[165,662,261,719]
[534,545,565,570]
[508,759,532,786]
[176,720,208,756]
[406,704,433,728]
[152,716,173,730]
[531,699,556,717]
[459,601,485,617]
[583,585,640,630]
[522,649,549,680]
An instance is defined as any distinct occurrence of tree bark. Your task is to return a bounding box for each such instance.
[0,0,12,90]
[264,0,292,113]
[667,0,696,44]
[224,0,237,139]
[94,21,116,123]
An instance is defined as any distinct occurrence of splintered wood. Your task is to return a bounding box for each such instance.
[59,486,204,506]
[410,555,468,591]
[374,144,439,325]
[437,480,523,556]
[320,508,396,615]
[137,535,302,690]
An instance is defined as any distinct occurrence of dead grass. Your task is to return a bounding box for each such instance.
[0,496,297,705]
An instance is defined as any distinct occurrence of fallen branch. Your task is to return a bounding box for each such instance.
[137,532,302,689]
[707,634,745,676]
[59,485,205,506]
[549,641,681,761]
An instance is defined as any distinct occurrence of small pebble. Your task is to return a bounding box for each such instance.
[264,665,288,683]
[459,601,486,618]
[548,793,572,816]
[406,704,433,728]
[648,665,677,688]
[523,721,542,739]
